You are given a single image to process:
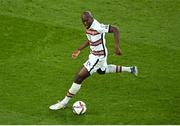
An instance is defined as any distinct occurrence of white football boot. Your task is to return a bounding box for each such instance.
[130,66,138,76]
[49,101,66,110]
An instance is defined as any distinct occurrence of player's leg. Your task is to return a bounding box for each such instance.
[49,67,90,110]
[104,65,138,76]
[60,67,90,105]
[96,58,138,76]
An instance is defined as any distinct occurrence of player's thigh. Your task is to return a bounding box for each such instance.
[98,57,108,71]
[83,57,99,75]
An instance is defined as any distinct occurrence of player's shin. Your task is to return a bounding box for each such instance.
[60,82,81,105]
[116,65,132,73]
[105,65,132,73]
[121,66,131,72]
[105,64,116,73]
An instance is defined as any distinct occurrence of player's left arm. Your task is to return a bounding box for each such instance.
[108,25,122,55]
[72,40,90,59]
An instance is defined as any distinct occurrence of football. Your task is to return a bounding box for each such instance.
[72,101,87,115]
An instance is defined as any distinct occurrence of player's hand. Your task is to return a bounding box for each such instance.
[72,49,81,59]
[115,47,122,55]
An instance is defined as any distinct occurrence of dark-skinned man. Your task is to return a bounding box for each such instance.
[49,11,138,110]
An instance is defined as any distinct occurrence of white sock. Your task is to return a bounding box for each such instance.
[60,96,71,105]
[122,66,131,72]
[105,64,116,73]
[60,82,81,105]
[105,65,131,73]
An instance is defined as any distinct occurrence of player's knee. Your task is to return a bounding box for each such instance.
[97,69,105,75]
[74,74,89,84]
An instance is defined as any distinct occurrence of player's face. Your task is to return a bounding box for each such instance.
[82,17,93,29]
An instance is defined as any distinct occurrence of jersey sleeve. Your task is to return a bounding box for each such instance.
[97,23,110,33]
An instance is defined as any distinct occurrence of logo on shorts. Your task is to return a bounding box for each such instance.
[87,61,91,66]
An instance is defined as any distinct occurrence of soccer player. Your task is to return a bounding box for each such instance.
[49,11,138,110]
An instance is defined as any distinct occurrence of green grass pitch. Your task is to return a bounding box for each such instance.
[0,0,179,124]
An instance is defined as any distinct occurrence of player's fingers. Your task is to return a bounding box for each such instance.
[72,55,77,59]
[72,53,78,59]
[72,53,76,58]
[72,57,77,59]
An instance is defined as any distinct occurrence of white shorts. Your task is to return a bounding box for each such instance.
[83,54,107,75]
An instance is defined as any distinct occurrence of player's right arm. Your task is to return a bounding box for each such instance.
[72,40,90,59]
